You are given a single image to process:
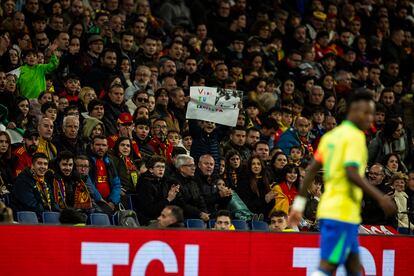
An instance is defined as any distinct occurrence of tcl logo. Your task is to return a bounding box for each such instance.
[293,247,395,276]
[81,241,199,276]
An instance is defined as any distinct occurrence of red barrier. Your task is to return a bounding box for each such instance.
[0,225,412,276]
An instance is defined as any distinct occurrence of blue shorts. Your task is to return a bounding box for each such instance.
[319,219,360,265]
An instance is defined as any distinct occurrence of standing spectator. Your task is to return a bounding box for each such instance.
[222,126,251,162]
[17,42,60,99]
[148,118,173,162]
[391,172,412,230]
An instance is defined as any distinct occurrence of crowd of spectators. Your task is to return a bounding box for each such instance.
[0,0,414,231]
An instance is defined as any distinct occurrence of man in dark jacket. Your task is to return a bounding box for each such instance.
[136,156,179,225]
[362,164,396,226]
[168,154,209,221]
[12,153,60,217]
[194,154,231,215]
[82,48,126,93]
[52,115,85,156]
[189,119,228,173]
[102,84,129,135]
[222,126,251,162]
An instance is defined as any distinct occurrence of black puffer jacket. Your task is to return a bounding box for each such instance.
[136,171,172,224]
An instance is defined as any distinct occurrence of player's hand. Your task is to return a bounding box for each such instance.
[288,209,303,227]
[378,196,397,218]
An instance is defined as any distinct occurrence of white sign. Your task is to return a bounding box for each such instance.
[186,86,242,127]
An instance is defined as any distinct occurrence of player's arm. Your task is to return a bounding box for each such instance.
[345,166,397,217]
[289,159,322,225]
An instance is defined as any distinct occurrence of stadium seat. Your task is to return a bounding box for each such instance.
[397,227,411,235]
[251,220,269,231]
[232,220,249,230]
[89,213,111,226]
[185,219,206,229]
[17,211,39,224]
[42,212,60,224]
[208,219,216,228]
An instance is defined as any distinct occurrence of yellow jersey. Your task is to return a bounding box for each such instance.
[314,121,367,224]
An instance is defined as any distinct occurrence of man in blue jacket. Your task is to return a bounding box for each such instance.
[87,135,121,214]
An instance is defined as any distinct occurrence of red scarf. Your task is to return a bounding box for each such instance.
[279,182,298,205]
[95,159,110,199]
[148,136,173,162]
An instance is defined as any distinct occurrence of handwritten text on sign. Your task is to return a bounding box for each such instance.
[186,86,242,126]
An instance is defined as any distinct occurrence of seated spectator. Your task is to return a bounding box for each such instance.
[223,150,243,189]
[269,152,288,183]
[102,84,129,135]
[132,118,153,161]
[195,154,232,215]
[152,87,180,132]
[237,156,275,217]
[252,141,271,162]
[271,164,300,215]
[368,118,409,167]
[107,112,141,160]
[152,205,185,228]
[52,115,85,155]
[0,131,13,199]
[149,118,173,162]
[277,116,313,159]
[11,153,60,217]
[222,126,251,162]
[13,96,38,131]
[12,129,40,178]
[214,209,233,231]
[362,164,393,225]
[169,154,209,221]
[136,156,179,225]
[81,117,105,145]
[87,135,121,214]
[289,146,304,166]
[36,117,57,160]
[269,210,296,232]
[382,153,406,184]
[304,174,322,228]
[110,137,139,206]
[391,172,413,230]
[45,151,93,212]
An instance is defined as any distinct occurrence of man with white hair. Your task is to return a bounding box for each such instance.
[125,65,153,100]
[53,115,85,155]
[168,154,210,222]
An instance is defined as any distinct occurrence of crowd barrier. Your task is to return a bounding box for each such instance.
[0,224,413,275]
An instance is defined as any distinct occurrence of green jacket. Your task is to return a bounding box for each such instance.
[17,54,59,99]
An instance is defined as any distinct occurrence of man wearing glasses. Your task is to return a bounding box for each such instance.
[169,154,209,222]
[149,118,173,162]
[362,164,393,225]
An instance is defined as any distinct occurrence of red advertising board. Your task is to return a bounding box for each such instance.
[0,225,412,276]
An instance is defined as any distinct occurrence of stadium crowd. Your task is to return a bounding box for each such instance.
[0,0,414,232]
